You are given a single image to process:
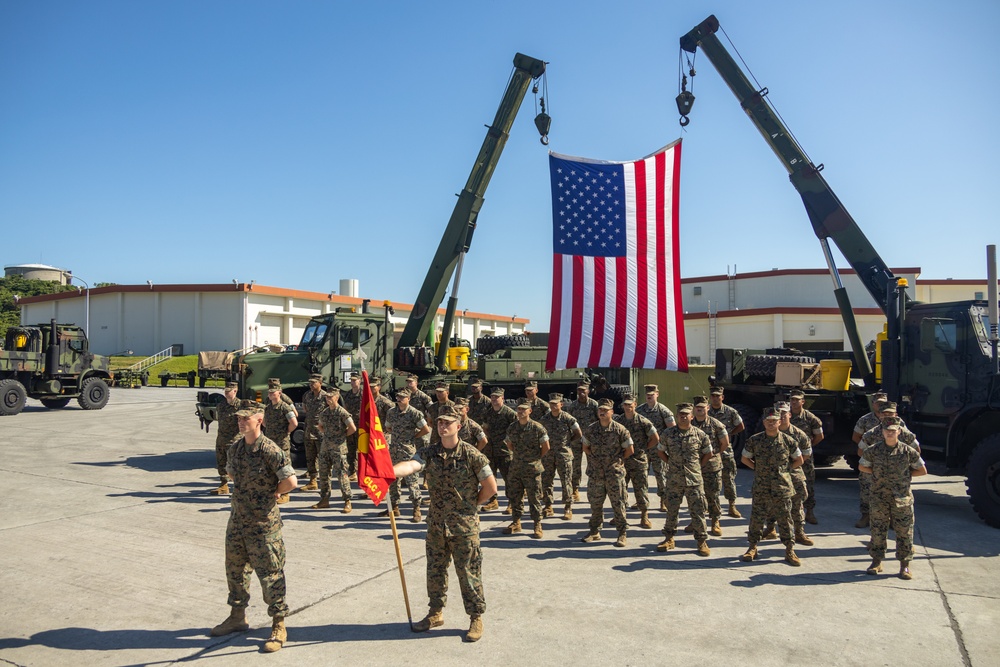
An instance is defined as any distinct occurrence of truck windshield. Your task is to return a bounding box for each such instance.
[299,322,329,347]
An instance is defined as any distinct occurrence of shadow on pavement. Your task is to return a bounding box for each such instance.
[75,449,210,473]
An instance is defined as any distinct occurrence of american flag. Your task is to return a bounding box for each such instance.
[545,141,687,372]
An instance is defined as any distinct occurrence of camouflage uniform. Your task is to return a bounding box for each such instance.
[743,430,802,547]
[225,433,295,618]
[411,441,493,616]
[301,388,328,480]
[457,416,486,450]
[854,411,882,514]
[215,396,245,479]
[861,440,925,564]
[525,395,550,419]
[373,392,394,426]
[691,415,727,522]
[409,387,434,418]
[708,403,743,504]
[565,396,599,494]
[481,404,516,487]
[504,419,549,524]
[263,401,296,457]
[859,421,918,515]
[790,407,823,513]
[539,411,579,510]
[614,412,657,512]
[778,424,811,533]
[582,420,633,534]
[427,399,456,444]
[385,404,427,509]
[658,426,712,541]
[637,401,675,504]
[467,393,491,426]
[342,388,363,476]
[317,404,354,501]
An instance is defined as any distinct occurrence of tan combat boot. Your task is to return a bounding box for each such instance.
[465,615,483,642]
[562,505,573,521]
[502,520,522,534]
[614,531,627,548]
[276,493,290,505]
[899,563,913,580]
[412,609,444,633]
[210,606,249,636]
[503,505,513,515]
[210,477,230,495]
[341,499,352,514]
[572,489,580,502]
[866,558,883,575]
[728,502,742,518]
[262,616,286,653]
[795,529,814,546]
[683,522,695,534]
[543,504,554,518]
[481,497,499,511]
[639,510,652,529]
[532,522,543,539]
[411,505,422,523]
[696,540,711,557]
[378,505,400,518]
[762,524,777,540]
[656,537,675,552]
[710,518,722,536]
[301,477,319,492]
[581,531,602,543]
[855,513,870,528]
[659,498,667,512]
[311,494,330,509]
[805,508,818,524]
[784,545,801,567]
[741,545,758,562]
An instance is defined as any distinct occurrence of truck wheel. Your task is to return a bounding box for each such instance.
[0,378,27,416]
[966,434,1000,528]
[40,397,72,409]
[78,377,110,410]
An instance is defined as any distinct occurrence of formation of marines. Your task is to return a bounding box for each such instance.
[210,374,927,651]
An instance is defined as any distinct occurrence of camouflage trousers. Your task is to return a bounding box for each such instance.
[486,448,511,503]
[570,439,584,492]
[215,433,237,478]
[802,457,816,511]
[869,493,915,563]
[304,431,321,479]
[701,466,723,520]
[651,457,669,500]
[225,518,289,618]
[506,462,543,523]
[748,490,794,546]
[662,481,708,541]
[346,432,358,477]
[317,440,351,501]
[790,474,807,531]
[859,471,872,514]
[426,522,485,616]
[624,454,651,511]
[721,453,738,502]
[541,448,574,508]
[389,442,421,508]
[587,464,628,532]
[273,434,291,460]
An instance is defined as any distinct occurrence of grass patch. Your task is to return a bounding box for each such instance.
[108,355,229,388]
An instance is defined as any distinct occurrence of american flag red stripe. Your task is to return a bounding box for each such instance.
[546,141,687,372]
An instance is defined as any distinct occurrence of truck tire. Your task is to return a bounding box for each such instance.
[744,354,816,382]
[78,377,110,411]
[199,376,207,388]
[0,378,27,416]
[966,434,1000,528]
[476,334,530,355]
[40,397,72,409]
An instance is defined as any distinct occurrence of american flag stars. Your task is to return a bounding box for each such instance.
[552,164,627,257]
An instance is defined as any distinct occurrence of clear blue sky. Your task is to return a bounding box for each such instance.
[2,1,997,331]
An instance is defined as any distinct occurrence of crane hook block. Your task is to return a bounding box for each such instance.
[534,112,552,141]
[679,115,690,127]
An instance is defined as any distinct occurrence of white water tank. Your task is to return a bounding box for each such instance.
[339,279,359,298]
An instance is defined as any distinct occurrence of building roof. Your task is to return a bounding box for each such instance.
[680,267,922,283]
[4,263,70,272]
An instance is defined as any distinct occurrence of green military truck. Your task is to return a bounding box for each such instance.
[0,319,113,415]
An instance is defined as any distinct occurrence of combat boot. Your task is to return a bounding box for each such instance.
[465,615,483,642]
[262,616,286,653]
[301,477,319,492]
[378,506,400,518]
[310,494,330,509]
[696,540,711,557]
[784,545,801,567]
[412,609,444,633]
[710,518,722,537]
[762,524,777,540]
[543,504,554,518]
[659,498,667,512]
[502,520,522,535]
[728,502,742,519]
[573,489,581,502]
[795,529,814,546]
[210,477,230,495]
[341,499,352,514]
[562,506,573,521]
[656,537,675,552]
[866,558,883,575]
[855,513,870,528]
[614,531,627,548]
[899,563,913,580]
[532,522,543,539]
[805,508,818,525]
[276,493,290,505]
[503,505,513,515]
[683,522,694,533]
[481,497,499,512]
[581,531,602,543]
[741,545,758,562]
[411,505,422,523]
[639,510,652,529]
[210,606,249,636]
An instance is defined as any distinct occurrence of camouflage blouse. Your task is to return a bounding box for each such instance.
[385,404,427,448]
[613,413,657,462]
[413,441,493,536]
[227,434,294,526]
[263,401,296,446]
[658,426,712,487]
[302,389,328,437]
[779,424,810,481]
[860,441,925,504]
[742,431,801,499]
[318,404,353,446]
[457,417,486,448]
[565,397,599,430]
[636,401,676,434]
[504,419,549,469]
[216,396,246,443]
[467,393,491,425]
[540,411,581,453]
[481,404,517,457]
[582,420,633,473]
[692,415,728,472]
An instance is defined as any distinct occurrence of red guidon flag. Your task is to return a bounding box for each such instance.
[356,371,396,505]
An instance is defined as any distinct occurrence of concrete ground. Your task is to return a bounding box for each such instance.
[0,387,996,667]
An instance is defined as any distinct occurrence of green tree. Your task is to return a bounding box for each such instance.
[0,276,79,343]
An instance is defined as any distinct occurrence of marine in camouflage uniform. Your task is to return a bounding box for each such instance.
[776,402,813,545]
[466,380,492,426]
[502,401,550,537]
[859,416,927,579]
[398,406,496,642]
[564,381,599,501]
[581,399,634,547]
[300,374,328,491]
[211,404,297,652]
[636,384,676,511]
[613,398,658,529]
[656,404,713,556]
[708,387,745,517]
[263,387,298,506]
[740,407,804,566]
[479,388,516,509]
[538,394,581,520]
[454,398,488,451]
[210,382,248,495]
[691,396,729,536]
[342,374,364,478]
[384,389,430,520]
[427,382,456,445]
[789,390,823,523]
[314,389,356,511]
[370,377,395,425]
[523,380,550,419]
[858,403,918,526]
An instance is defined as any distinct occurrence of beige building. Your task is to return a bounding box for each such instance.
[4,263,73,285]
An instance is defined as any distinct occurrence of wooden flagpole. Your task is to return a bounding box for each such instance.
[386,508,413,628]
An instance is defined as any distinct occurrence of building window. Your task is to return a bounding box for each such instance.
[975,291,984,300]
[693,286,702,296]
[687,356,701,365]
